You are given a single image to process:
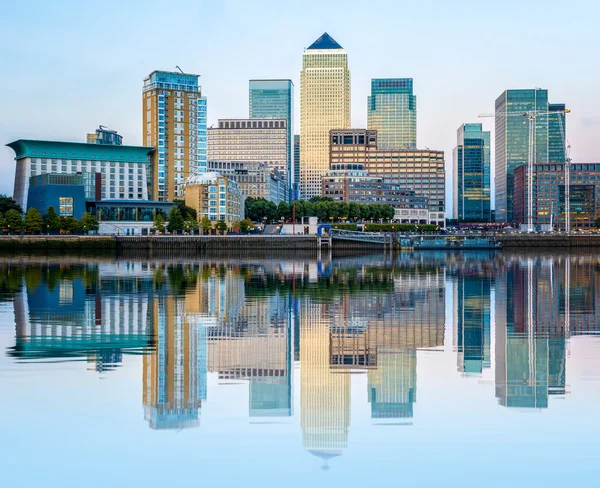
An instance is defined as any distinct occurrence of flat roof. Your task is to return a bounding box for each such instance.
[7,139,155,163]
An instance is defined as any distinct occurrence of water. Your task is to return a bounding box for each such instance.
[0,251,599,487]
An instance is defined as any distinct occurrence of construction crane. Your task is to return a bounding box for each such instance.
[479,108,570,232]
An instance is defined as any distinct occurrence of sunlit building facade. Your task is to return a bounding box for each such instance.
[367,78,416,150]
[142,70,207,201]
[184,172,244,224]
[453,123,491,221]
[300,33,350,200]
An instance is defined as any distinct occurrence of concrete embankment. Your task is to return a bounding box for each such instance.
[0,235,116,252]
[496,234,600,248]
[115,235,322,252]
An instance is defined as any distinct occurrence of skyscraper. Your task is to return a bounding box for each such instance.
[549,103,567,164]
[495,89,548,223]
[300,32,350,200]
[453,123,491,221]
[142,70,207,201]
[367,78,416,149]
[249,80,294,198]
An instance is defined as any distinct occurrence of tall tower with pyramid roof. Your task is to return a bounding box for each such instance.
[300,33,351,200]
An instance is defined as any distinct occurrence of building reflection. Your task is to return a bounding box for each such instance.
[8,262,154,372]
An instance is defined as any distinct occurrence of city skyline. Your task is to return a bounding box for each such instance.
[1,0,598,216]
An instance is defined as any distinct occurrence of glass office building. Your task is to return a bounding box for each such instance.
[249,80,294,198]
[495,89,549,223]
[549,104,567,164]
[294,135,300,200]
[453,123,491,221]
[367,78,416,150]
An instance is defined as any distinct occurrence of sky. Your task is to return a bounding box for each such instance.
[1,0,599,216]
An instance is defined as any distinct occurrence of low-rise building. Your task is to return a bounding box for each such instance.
[95,200,175,235]
[184,172,244,224]
[208,160,287,204]
[27,173,95,219]
[513,163,600,230]
[7,139,153,210]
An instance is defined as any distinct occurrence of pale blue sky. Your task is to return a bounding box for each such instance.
[1,0,599,214]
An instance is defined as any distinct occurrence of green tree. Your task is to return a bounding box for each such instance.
[239,218,255,233]
[0,212,5,232]
[174,199,197,220]
[0,195,23,215]
[44,206,61,232]
[216,220,228,234]
[167,206,185,233]
[153,213,166,233]
[277,201,291,221]
[200,216,213,234]
[348,202,360,221]
[79,212,100,233]
[5,209,22,234]
[23,208,43,233]
[184,215,199,233]
[61,216,80,233]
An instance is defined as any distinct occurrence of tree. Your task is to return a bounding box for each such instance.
[153,213,166,233]
[200,216,213,235]
[0,212,4,232]
[277,201,290,221]
[184,215,199,233]
[23,208,43,233]
[167,206,185,233]
[44,206,61,232]
[216,220,228,234]
[61,216,80,234]
[0,195,22,215]
[5,209,22,234]
[239,218,255,233]
[174,199,197,220]
[348,202,360,221]
[79,212,99,233]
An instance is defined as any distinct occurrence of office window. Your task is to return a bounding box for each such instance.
[59,197,74,216]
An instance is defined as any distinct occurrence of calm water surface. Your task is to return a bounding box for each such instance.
[0,251,599,487]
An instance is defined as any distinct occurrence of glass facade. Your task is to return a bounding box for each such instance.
[249,80,294,197]
[96,202,174,222]
[367,78,416,150]
[549,104,567,164]
[294,135,300,200]
[453,123,491,221]
[495,89,548,223]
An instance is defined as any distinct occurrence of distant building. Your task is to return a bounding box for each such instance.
[7,139,153,210]
[142,70,207,201]
[328,129,445,216]
[300,33,350,200]
[249,80,294,197]
[87,126,123,146]
[294,135,300,200]
[208,160,287,205]
[494,89,566,222]
[367,78,416,150]
[513,162,600,230]
[453,123,491,221]
[208,118,288,201]
[184,172,244,224]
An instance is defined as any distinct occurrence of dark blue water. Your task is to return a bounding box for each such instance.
[0,252,598,487]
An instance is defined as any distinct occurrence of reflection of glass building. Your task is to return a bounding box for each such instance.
[143,295,207,430]
[454,275,492,374]
[368,349,416,419]
[367,78,416,150]
[453,123,491,221]
[11,265,153,368]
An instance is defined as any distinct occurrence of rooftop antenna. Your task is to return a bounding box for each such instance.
[175,65,185,74]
